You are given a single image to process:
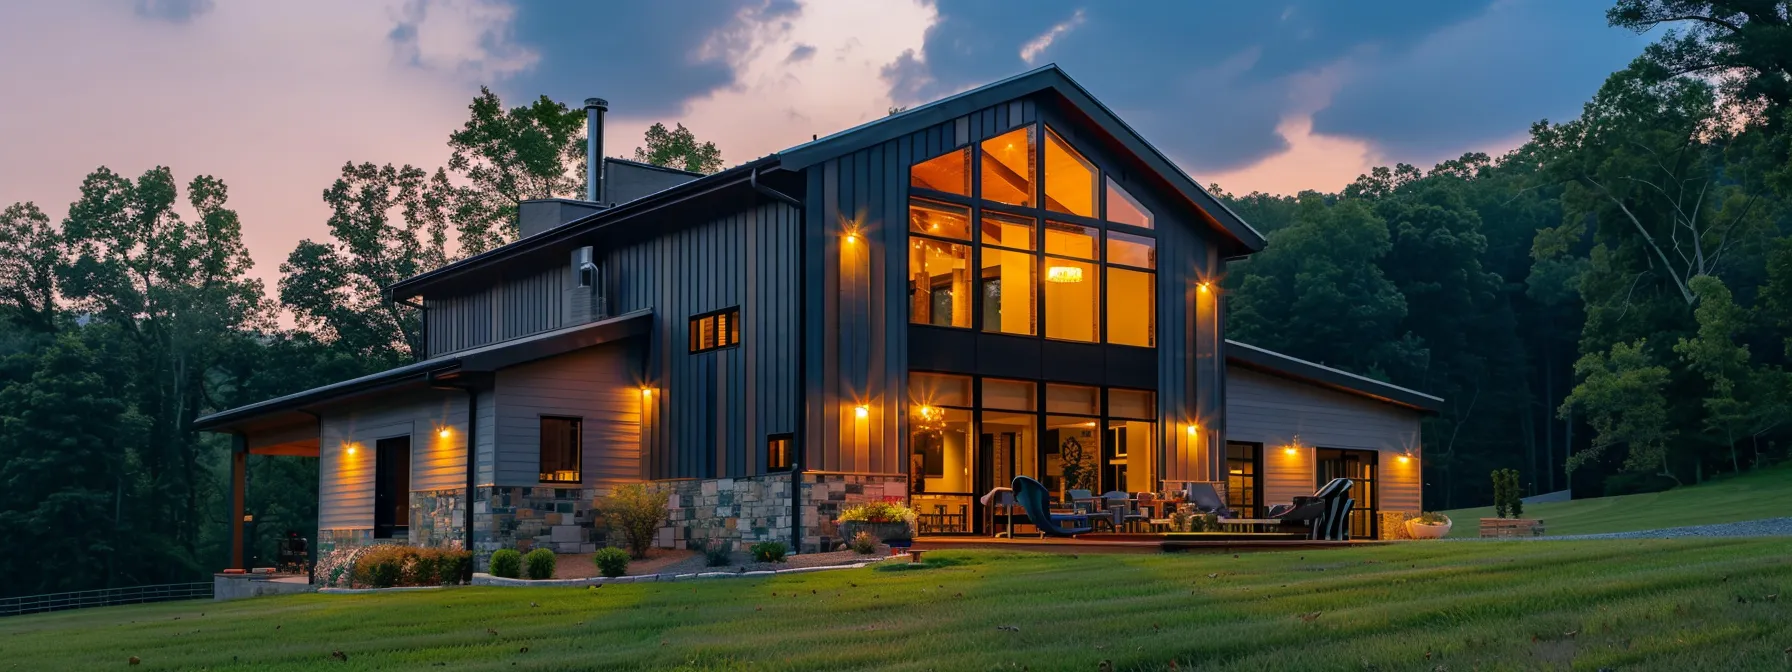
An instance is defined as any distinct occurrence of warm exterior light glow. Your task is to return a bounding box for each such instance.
[1398,454,1412,464]
[854,405,870,419]
[845,231,858,244]
[345,443,358,456]
[438,428,451,439]
[1283,446,1297,456]
[1198,282,1211,293]
[641,387,653,398]
[1046,266,1084,283]
[1186,423,1199,436]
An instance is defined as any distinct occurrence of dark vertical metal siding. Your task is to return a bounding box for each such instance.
[605,201,801,480]
[424,266,563,357]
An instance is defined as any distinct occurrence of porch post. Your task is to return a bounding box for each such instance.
[230,433,247,570]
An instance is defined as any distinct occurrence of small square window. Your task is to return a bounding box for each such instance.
[690,308,741,353]
[767,433,795,471]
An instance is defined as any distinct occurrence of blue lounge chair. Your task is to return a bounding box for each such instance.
[1012,476,1093,537]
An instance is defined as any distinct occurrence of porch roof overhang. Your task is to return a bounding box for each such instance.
[192,309,655,437]
[1224,340,1444,414]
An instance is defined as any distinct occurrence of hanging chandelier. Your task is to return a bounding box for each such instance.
[1046,265,1083,283]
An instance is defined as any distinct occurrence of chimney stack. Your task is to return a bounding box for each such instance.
[584,97,608,203]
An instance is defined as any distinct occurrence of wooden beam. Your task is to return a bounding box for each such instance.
[229,434,247,570]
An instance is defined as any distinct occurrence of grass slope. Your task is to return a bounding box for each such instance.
[1440,463,1792,538]
[3,540,1791,671]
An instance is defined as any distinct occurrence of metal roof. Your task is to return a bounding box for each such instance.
[1225,340,1444,413]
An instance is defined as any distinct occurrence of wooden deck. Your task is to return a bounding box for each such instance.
[912,533,1386,554]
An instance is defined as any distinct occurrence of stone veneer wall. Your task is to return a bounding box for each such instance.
[408,488,467,549]
[802,474,907,553]
[662,474,793,552]
[473,486,610,569]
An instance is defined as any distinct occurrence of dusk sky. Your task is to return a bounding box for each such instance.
[0,0,1655,288]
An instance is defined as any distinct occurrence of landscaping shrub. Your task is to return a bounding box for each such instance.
[408,548,444,585]
[599,483,670,560]
[848,531,879,555]
[351,545,413,588]
[702,540,733,567]
[837,501,917,525]
[315,546,373,588]
[1414,511,1452,525]
[1491,468,1523,518]
[594,547,630,578]
[750,541,788,563]
[523,548,556,580]
[489,549,522,579]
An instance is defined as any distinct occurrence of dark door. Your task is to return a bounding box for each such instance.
[1314,448,1377,538]
[373,435,411,539]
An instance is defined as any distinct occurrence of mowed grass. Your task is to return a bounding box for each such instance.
[1440,462,1792,538]
[4,540,1792,671]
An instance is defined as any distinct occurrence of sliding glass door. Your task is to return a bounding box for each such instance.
[1315,448,1378,538]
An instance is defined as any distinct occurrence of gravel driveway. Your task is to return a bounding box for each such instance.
[1457,517,1792,541]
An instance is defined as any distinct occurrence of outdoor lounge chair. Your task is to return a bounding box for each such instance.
[1181,482,1237,518]
[1269,478,1355,541]
[1012,476,1093,537]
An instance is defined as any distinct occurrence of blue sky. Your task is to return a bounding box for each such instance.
[0,0,1657,283]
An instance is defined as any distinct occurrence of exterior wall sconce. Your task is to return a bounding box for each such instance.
[844,230,859,244]
[345,443,358,456]
[438,428,451,439]
[1198,282,1211,293]
[1186,423,1199,436]
[1283,434,1301,456]
[854,405,870,419]
[641,387,653,399]
[1398,453,1413,464]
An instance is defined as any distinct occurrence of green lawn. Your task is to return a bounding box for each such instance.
[4,540,1792,670]
[1439,463,1792,538]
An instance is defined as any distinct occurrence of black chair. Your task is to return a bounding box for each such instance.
[1012,476,1093,537]
[1270,478,1355,540]
[1182,482,1238,518]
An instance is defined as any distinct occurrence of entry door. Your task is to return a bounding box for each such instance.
[1314,448,1377,538]
[373,435,411,539]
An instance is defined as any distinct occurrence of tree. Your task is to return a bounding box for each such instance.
[632,122,724,174]
[280,162,450,363]
[447,87,586,255]
[0,202,64,331]
[1608,1,1792,117]
[59,166,266,564]
[1228,194,1417,378]
[1561,339,1675,480]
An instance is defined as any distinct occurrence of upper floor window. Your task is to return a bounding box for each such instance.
[540,416,581,483]
[690,308,740,353]
[907,121,1158,346]
[766,433,794,471]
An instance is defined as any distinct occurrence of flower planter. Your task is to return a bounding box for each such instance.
[1405,519,1452,539]
[839,521,913,547]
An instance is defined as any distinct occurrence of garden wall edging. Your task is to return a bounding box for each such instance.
[469,558,888,588]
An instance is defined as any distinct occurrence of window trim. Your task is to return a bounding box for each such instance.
[538,415,583,484]
[766,433,795,472]
[689,307,741,354]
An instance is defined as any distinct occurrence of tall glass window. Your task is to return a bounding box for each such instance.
[909,372,975,534]
[979,211,1036,336]
[1225,442,1261,518]
[980,127,1035,207]
[1106,177,1153,229]
[1044,128,1097,217]
[1106,231,1156,347]
[909,200,972,329]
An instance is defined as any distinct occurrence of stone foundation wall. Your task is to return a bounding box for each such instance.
[662,474,794,552]
[803,474,907,553]
[409,488,466,549]
[316,528,376,555]
[473,486,610,569]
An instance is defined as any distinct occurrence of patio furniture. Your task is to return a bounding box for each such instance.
[979,487,1019,538]
[1126,493,1155,531]
[1268,478,1356,541]
[1067,489,1097,514]
[1181,482,1237,518]
[1012,476,1093,537]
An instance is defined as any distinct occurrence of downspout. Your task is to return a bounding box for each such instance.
[751,165,805,551]
[428,376,482,578]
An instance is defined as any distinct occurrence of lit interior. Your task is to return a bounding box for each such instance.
[911,147,970,195]
[1044,128,1097,217]
[1106,177,1152,229]
[980,127,1034,207]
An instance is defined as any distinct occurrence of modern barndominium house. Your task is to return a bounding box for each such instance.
[196,65,1440,569]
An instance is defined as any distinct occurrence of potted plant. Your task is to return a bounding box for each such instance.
[1405,511,1452,539]
[837,501,917,548]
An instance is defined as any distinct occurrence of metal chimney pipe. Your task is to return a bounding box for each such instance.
[584,97,608,203]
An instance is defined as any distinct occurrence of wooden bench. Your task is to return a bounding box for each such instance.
[1480,518,1546,538]
[905,549,927,564]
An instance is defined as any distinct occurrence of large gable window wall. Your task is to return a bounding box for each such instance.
[908,123,1156,347]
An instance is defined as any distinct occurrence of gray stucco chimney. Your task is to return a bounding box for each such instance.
[585,98,608,203]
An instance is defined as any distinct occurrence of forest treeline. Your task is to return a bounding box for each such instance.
[0,1,1785,597]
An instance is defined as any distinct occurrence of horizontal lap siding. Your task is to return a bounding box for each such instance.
[318,390,467,530]
[1225,366,1422,510]
[493,344,641,487]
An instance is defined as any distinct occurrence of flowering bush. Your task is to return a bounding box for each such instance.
[837,501,917,525]
[315,546,374,588]
[315,544,471,588]
[1413,511,1452,526]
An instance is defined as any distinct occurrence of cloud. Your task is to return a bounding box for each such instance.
[0,0,527,291]
[883,0,1519,174]
[133,0,214,23]
[1311,0,1651,161]
[1019,8,1084,65]
[786,43,817,64]
[388,0,537,81]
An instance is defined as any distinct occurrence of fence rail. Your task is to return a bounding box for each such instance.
[0,582,214,617]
